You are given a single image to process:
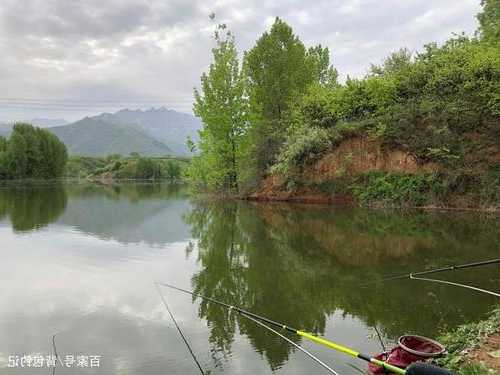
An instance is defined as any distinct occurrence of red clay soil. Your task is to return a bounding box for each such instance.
[246,175,354,205]
[305,136,438,183]
[465,332,500,372]
[248,136,438,205]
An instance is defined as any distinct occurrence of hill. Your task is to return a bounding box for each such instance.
[49,118,172,157]
[31,118,68,127]
[93,107,201,155]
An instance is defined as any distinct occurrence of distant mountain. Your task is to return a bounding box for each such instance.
[93,107,201,155]
[49,118,172,157]
[31,118,68,127]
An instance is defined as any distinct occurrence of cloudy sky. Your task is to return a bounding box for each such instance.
[0,0,482,122]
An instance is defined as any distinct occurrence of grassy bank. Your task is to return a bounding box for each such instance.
[436,306,500,374]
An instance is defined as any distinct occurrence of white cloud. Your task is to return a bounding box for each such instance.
[0,0,482,122]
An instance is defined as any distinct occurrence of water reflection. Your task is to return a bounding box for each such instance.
[0,185,67,232]
[0,182,191,246]
[0,183,498,374]
[186,200,500,370]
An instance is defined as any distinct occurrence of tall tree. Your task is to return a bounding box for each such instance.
[191,24,247,192]
[0,136,7,178]
[1,123,67,180]
[477,0,500,42]
[244,18,335,172]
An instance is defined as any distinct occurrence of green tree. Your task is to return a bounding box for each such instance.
[243,18,335,175]
[6,128,28,178]
[307,45,338,87]
[244,19,309,171]
[135,157,161,179]
[370,48,413,76]
[0,123,67,180]
[0,136,7,178]
[190,24,248,192]
[165,160,181,180]
[477,0,500,42]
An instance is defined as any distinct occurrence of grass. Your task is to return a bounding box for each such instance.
[435,306,500,374]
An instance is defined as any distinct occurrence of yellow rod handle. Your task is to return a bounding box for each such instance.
[297,331,359,357]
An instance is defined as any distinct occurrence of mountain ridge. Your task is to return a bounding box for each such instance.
[49,118,172,157]
[92,107,201,155]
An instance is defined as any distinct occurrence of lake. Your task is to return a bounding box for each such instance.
[0,182,498,374]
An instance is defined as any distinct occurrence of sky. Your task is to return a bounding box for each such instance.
[0,0,482,122]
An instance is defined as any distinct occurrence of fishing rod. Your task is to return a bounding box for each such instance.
[155,283,338,375]
[154,283,206,375]
[380,258,500,282]
[243,310,339,375]
[157,282,453,375]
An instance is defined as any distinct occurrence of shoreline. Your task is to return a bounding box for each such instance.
[436,306,500,374]
[1,178,498,213]
[244,193,500,213]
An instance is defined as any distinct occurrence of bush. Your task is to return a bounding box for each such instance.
[271,126,331,176]
[352,172,442,207]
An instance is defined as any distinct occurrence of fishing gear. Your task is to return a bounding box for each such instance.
[157,282,454,375]
[409,274,500,298]
[243,310,339,375]
[154,283,206,375]
[156,283,338,374]
[375,258,500,298]
[380,258,500,282]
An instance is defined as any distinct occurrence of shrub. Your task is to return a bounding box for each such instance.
[352,172,441,207]
[271,126,331,176]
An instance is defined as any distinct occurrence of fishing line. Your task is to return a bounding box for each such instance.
[409,274,500,298]
[157,282,409,375]
[154,283,206,375]
[380,258,500,282]
[373,325,387,353]
[242,312,339,375]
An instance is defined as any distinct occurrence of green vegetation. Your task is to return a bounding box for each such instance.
[0,123,67,179]
[189,24,247,192]
[66,154,187,180]
[352,172,442,207]
[436,306,500,374]
[189,2,500,208]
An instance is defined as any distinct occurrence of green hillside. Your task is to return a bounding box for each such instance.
[49,118,172,157]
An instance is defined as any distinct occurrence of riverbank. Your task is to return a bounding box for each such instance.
[246,135,500,212]
[436,306,500,374]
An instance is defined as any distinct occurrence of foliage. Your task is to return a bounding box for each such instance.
[65,156,108,178]
[477,0,500,42]
[0,123,67,179]
[243,17,336,172]
[352,172,442,207]
[190,1,500,207]
[67,155,186,180]
[188,24,247,193]
[436,306,500,373]
[271,126,331,176]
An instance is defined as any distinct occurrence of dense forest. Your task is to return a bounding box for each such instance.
[188,0,500,208]
[0,123,67,179]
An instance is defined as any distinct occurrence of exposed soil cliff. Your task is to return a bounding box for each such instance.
[248,135,499,210]
[249,136,439,205]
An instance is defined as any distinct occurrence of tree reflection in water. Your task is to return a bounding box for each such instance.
[0,184,67,232]
[185,201,499,371]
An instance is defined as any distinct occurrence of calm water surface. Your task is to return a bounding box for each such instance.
[0,182,499,374]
